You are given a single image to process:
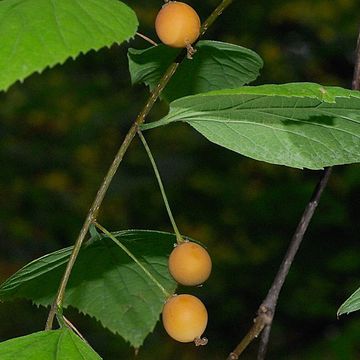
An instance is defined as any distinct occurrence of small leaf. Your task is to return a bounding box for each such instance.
[89,223,101,241]
[338,287,360,316]
[0,328,102,360]
[0,230,179,347]
[128,40,263,102]
[0,0,138,92]
[141,83,360,169]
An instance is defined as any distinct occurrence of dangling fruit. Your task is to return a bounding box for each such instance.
[162,294,208,342]
[155,1,201,48]
[168,241,212,286]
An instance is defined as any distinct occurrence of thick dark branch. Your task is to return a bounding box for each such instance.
[256,325,271,360]
[226,168,332,360]
[260,167,332,311]
[227,22,360,360]
[256,167,332,359]
[257,23,360,359]
[353,26,360,91]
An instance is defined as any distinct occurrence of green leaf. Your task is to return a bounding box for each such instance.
[0,230,178,348]
[0,0,138,92]
[0,328,102,360]
[141,83,360,169]
[338,287,360,316]
[128,40,263,102]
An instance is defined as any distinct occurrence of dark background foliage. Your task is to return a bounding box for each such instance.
[0,0,359,358]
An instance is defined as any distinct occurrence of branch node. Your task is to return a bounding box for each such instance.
[257,306,273,325]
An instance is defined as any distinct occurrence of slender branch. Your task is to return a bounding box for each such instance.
[45,0,234,330]
[200,0,233,36]
[227,314,270,360]
[94,221,170,298]
[137,130,184,244]
[45,62,178,330]
[228,23,360,359]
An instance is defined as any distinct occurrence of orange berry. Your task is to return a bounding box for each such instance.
[168,241,212,286]
[162,294,208,342]
[155,2,201,48]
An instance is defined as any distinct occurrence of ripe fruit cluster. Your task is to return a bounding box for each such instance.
[155,2,209,345]
[162,241,212,344]
[155,1,201,48]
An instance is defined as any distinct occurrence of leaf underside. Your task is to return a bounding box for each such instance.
[0,230,178,348]
[0,328,102,360]
[0,0,138,92]
[128,40,263,102]
[142,83,360,170]
[338,287,360,316]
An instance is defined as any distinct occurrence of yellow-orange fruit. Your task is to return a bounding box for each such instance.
[168,241,212,286]
[162,294,208,342]
[155,2,201,48]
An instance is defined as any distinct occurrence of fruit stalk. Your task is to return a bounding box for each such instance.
[137,130,184,244]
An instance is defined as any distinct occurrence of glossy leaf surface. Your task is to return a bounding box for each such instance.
[0,0,138,91]
[0,230,178,347]
[142,83,360,169]
[128,41,263,102]
[0,328,101,360]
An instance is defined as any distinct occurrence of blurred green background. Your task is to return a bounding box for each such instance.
[0,0,359,359]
